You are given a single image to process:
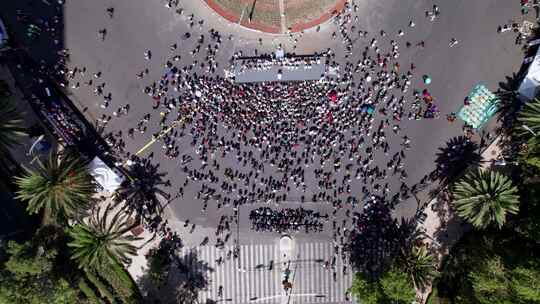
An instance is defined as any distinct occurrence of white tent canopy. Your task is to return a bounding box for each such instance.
[519,47,540,101]
[0,18,9,49]
[89,157,124,193]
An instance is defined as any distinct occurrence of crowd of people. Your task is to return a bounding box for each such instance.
[249,207,328,233]
[10,0,482,290]
[234,53,324,74]
[8,0,529,300]
[19,0,449,249]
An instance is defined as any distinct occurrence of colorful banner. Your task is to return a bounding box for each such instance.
[457,84,499,129]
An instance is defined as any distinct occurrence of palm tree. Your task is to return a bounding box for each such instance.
[0,97,26,174]
[115,162,170,225]
[0,96,26,155]
[15,150,95,224]
[516,98,540,137]
[452,169,519,229]
[399,244,438,290]
[68,204,141,270]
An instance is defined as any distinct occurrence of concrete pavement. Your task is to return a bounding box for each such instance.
[416,135,505,303]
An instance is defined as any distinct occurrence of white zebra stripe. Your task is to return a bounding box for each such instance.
[193,240,355,304]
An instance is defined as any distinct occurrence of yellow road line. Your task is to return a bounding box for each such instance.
[133,118,183,157]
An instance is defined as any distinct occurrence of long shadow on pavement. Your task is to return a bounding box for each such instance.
[433,136,483,186]
[138,247,214,304]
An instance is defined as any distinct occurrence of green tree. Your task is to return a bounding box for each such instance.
[380,267,417,304]
[350,268,416,304]
[15,150,95,224]
[399,244,438,289]
[518,135,540,171]
[515,184,540,242]
[68,204,141,270]
[509,267,540,303]
[78,279,105,304]
[0,96,26,176]
[469,258,540,304]
[84,268,117,303]
[349,272,383,304]
[145,234,182,288]
[452,169,519,229]
[97,257,142,304]
[0,239,86,304]
[516,97,540,137]
[469,256,511,304]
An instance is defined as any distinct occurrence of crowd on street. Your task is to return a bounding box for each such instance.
[249,207,328,233]
[12,0,453,251]
[0,1,531,303]
[11,0,524,292]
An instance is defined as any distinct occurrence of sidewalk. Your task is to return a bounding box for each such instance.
[416,136,503,303]
[0,62,59,239]
[0,63,58,166]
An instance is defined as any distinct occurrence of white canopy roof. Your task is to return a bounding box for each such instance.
[519,47,540,100]
[89,157,124,193]
[0,18,8,47]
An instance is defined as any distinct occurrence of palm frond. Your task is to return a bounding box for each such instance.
[516,98,540,137]
[68,206,142,270]
[399,244,438,289]
[452,169,519,229]
[15,149,95,224]
[0,97,27,155]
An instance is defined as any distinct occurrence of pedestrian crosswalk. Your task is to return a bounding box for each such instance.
[187,240,353,304]
[291,242,353,304]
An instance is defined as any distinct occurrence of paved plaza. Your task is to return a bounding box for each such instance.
[0,0,530,303]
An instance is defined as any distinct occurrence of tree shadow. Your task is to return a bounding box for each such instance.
[115,159,171,231]
[431,213,468,262]
[348,199,423,280]
[138,247,214,304]
[433,136,483,185]
[495,72,526,134]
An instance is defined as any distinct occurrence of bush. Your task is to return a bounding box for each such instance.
[350,269,416,304]
[436,229,540,304]
[379,268,416,304]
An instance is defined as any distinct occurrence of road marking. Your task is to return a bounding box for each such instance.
[133,119,182,156]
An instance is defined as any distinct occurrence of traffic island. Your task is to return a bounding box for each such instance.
[204,0,347,34]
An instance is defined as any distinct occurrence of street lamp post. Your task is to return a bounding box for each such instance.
[26,134,45,156]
